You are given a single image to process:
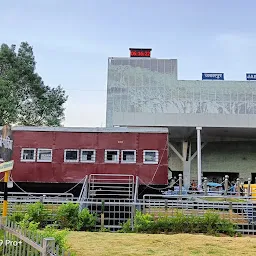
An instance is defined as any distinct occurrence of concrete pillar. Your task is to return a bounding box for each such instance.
[182,141,191,190]
[248,178,251,197]
[236,178,241,197]
[196,127,202,189]
[179,174,183,195]
[183,162,190,190]
[224,175,229,196]
[203,177,208,196]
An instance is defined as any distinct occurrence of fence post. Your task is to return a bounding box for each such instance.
[2,217,7,255]
[236,178,240,197]
[131,202,135,231]
[248,178,251,197]
[178,174,182,196]
[203,177,208,196]
[101,200,105,230]
[229,202,233,220]
[224,175,229,196]
[42,238,55,256]
[165,199,168,213]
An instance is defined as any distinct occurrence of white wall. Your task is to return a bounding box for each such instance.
[168,141,256,182]
[113,112,256,128]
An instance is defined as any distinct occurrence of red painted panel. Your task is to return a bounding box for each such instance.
[98,133,139,149]
[55,133,97,149]
[6,130,168,185]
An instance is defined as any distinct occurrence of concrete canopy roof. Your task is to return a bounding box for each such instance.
[169,126,256,142]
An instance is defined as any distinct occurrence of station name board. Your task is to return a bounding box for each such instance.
[202,73,224,80]
[246,73,256,80]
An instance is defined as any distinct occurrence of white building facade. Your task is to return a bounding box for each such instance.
[106,54,256,188]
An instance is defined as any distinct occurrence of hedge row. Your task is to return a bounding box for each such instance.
[120,210,238,236]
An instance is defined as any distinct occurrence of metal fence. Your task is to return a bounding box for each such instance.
[87,196,256,234]
[1,194,256,235]
[142,195,256,235]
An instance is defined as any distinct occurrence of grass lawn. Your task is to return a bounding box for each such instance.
[67,232,256,256]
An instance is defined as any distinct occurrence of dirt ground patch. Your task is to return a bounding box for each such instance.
[67,232,256,256]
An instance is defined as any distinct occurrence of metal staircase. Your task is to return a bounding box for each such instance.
[78,174,139,214]
[87,174,135,200]
[78,175,88,211]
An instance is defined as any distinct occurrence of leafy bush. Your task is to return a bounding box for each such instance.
[215,219,237,236]
[56,203,96,231]
[56,203,80,230]
[9,212,25,223]
[9,202,48,228]
[40,226,76,256]
[27,202,48,225]
[40,226,70,250]
[134,211,154,233]
[18,213,40,231]
[120,210,237,236]
[77,208,97,231]
[118,219,132,233]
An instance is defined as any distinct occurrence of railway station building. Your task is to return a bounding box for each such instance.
[106,49,256,189]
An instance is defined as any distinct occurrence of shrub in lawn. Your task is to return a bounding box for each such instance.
[134,211,154,233]
[8,202,48,227]
[118,219,133,233]
[56,203,96,231]
[77,208,97,231]
[56,203,79,230]
[27,202,49,227]
[121,210,237,236]
[18,213,40,231]
[40,226,76,255]
[40,226,69,250]
[9,212,25,223]
[215,218,237,236]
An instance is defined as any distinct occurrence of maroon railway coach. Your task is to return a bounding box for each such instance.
[0,126,168,192]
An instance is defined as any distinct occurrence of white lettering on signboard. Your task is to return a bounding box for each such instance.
[203,73,223,79]
[246,74,256,79]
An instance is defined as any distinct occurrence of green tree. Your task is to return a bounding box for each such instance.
[0,42,68,126]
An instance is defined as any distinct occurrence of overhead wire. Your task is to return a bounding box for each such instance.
[56,176,86,196]
[138,141,169,196]
[9,176,33,195]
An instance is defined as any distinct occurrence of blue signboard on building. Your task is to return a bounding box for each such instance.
[246,74,256,80]
[202,73,224,80]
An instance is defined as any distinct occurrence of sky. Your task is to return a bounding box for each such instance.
[1,0,256,127]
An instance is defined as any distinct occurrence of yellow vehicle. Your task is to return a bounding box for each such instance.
[243,184,256,200]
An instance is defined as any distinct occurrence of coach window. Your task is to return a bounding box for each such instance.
[37,149,52,162]
[21,148,36,162]
[81,149,96,163]
[105,150,119,163]
[143,150,159,164]
[64,149,79,162]
[121,150,136,163]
